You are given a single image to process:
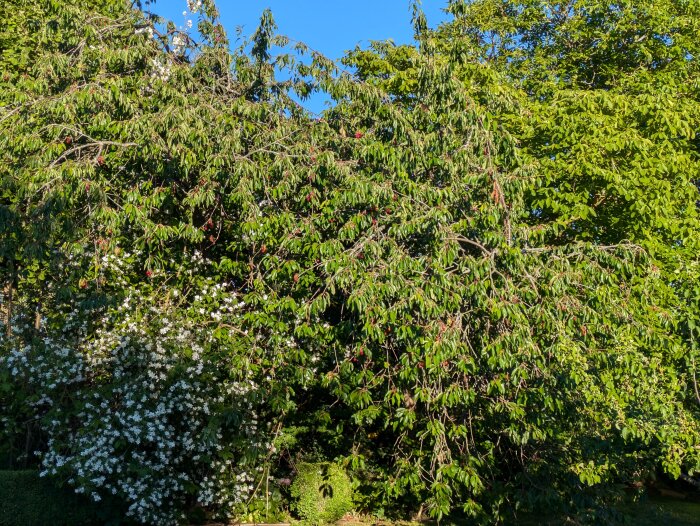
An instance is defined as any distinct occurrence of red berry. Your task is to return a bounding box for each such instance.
[293,273,299,283]
[65,136,73,145]
[97,155,105,166]
[354,131,363,139]
[261,244,267,254]
[145,270,153,278]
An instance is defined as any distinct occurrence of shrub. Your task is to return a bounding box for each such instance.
[1,252,268,525]
[0,470,124,526]
[290,463,353,525]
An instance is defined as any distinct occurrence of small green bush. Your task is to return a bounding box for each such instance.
[0,470,125,526]
[290,463,353,525]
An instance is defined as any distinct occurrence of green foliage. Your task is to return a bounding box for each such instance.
[0,0,699,524]
[345,0,700,519]
[0,362,35,469]
[290,463,353,525]
[0,470,127,526]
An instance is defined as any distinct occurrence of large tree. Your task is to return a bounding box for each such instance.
[1,0,699,524]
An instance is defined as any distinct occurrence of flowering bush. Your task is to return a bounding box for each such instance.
[1,250,272,524]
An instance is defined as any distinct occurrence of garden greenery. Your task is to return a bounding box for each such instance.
[290,463,353,525]
[1,0,699,524]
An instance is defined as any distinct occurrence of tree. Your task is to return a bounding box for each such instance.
[346,0,700,518]
[1,0,699,524]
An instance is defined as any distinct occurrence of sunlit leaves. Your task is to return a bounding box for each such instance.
[2,0,700,524]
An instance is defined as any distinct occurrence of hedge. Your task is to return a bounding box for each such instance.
[0,470,126,526]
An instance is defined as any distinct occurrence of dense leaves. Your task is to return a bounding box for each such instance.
[1,0,699,524]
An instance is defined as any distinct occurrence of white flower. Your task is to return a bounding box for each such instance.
[150,58,171,82]
[172,34,186,55]
[135,27,154,38]
[187,0,203,13]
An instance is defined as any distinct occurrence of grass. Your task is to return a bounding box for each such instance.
[618,496,700,526]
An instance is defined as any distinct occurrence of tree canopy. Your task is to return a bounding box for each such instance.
[1,0,699,524]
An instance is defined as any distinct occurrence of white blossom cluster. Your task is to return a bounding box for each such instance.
[180,0,202,38]
[151,57,171,82]
[135,26,154,39]
[186,0,203,13]
[172,33,186,55]
[0,249,272,525]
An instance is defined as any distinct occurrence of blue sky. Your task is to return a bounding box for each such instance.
[153,1,449,112]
